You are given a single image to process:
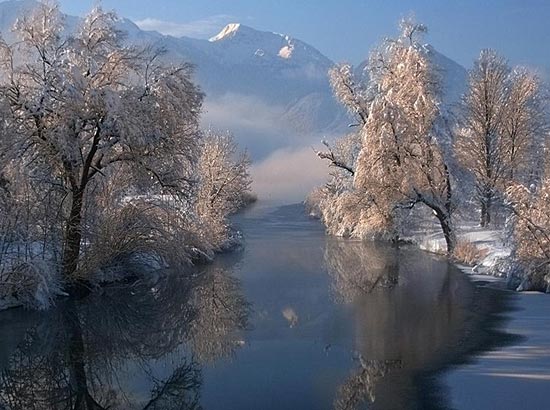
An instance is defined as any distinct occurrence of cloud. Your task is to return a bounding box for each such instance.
[250,145,329,203]
[202,93,286,134]
[134,15,235,39]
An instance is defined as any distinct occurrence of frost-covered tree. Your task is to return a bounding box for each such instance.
[455,50,509,227]
[328,64,370,126]
[307,132,363,236]
[357,19,455,251]
[313,19,456,252]
[356,20,454,250]
[506,176,550,291]
[455,51,545,227]
[195,130,252,250]
[0,4,203,284]
[455,51,523,226]
[500,68,545,182]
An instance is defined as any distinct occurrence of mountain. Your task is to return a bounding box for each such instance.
[0,1,470,200]
[142,22,350,156]
[0,1,349,157]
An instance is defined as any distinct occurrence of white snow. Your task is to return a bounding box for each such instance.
[209,23,241,42]
[278,44,294,59]
[406,217,511,278]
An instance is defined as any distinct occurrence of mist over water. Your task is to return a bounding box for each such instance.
[201,92,345,203]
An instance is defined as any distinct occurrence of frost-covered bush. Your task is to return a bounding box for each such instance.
[506,180,550,292]
[452,240,488,266]
[309,186,396,240]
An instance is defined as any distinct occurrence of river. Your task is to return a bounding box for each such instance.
[0,202,514,409]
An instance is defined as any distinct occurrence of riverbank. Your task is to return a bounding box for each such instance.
[405,216,516,284]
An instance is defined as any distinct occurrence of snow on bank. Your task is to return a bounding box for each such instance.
[406,218,511,278]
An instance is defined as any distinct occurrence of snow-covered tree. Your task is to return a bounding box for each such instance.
[454,50,509,227]
[454,50,545,227]
[356,19,456,251]
[195,130,252,250]
[315,18,456,251]
[501,68,545,182]
[328,64,370,126]
[306,132,362,235]
[506,176,550,291]
[455,51,546,227]
[0,4,203,285]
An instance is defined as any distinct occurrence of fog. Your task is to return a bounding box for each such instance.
[250,145,328,203]
[202,93,337,203]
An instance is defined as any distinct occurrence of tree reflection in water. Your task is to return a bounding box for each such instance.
[325,239,482,410]
[0,260,250,410]
[325,240,399,304]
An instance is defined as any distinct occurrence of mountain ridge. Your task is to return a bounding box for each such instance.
[0,0,468,160]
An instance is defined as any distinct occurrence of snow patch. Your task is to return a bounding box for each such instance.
[404,215,512,281]
[209,23,241,42]
[278,43,294,59]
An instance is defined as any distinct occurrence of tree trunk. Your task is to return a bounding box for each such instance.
[436,210,456,254]
[65,300,106,409]
[480,200,488,227]
[480,194,492,227]
[62,188,84,280]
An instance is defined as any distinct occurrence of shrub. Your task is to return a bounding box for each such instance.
[452,240,488,266]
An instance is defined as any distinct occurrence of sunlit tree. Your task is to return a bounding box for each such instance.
[195,130,252,250]
[316,18,456,252]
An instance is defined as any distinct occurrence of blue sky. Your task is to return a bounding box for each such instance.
[57,0,550,74]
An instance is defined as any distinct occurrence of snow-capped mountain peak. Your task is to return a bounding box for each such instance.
[209,22,242,42]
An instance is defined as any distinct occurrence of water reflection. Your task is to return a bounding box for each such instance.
[325,239,499,410]
[0,260,250,409]
[0,204,516,410]
[326,241,399,303]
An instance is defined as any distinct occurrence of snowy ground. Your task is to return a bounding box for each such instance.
[444,288,550,409]
[406,215,511,277]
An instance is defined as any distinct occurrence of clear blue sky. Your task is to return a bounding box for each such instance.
[57,0,550,74]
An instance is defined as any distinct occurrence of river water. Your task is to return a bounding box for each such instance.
[0,202,513,409]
